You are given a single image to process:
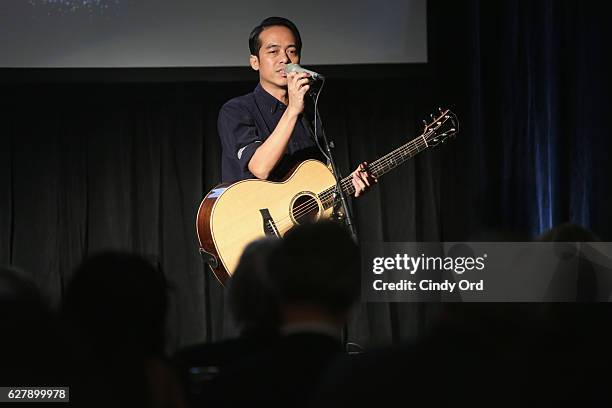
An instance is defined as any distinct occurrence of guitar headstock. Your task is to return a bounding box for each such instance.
[422,108,459,147]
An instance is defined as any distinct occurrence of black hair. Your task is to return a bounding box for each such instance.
[249,16,302,57]
[63,251,168,356]
[268,221,360,315]
[227,237,281,335]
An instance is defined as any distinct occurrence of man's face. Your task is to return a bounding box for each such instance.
[250,25,300,89]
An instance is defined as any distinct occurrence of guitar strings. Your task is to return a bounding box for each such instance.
[231,115,455,245]
[282,118,450,222]
[258,116,456,235]
[257,115,453,232]
[267,136,430,229]
[277,136,429,225]
[318,136,428,200]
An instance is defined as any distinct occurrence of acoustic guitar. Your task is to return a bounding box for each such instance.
[196,109,459,285]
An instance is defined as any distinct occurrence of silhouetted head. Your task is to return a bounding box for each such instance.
[63,252,167,357]
[269,221,360,319]
[1,266,64,384]
[534,222,601,301]
[227,237,281,336]
[535,222,600,242]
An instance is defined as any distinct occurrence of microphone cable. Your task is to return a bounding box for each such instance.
[310,77,331,163]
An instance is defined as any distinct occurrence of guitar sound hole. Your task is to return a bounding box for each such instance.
[291,194,319,225]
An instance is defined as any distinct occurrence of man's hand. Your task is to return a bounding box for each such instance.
[286,71,311,116]
[352,162,377,197]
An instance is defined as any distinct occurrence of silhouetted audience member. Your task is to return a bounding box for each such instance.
[213,221,360,408]
[0,267,68,388]
[534,223,612,405]
[536,221,601,243]
[536,222,605,301]
[311,224,585,407]
[310,223,612,407]
[62,251,185,408]
[227,237,282,336]
[311,302,549,408]
[173,237,281,405]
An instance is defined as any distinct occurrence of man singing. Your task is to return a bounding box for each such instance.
[218,16,375,196]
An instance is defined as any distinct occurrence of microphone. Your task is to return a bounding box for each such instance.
[285,63,325,80]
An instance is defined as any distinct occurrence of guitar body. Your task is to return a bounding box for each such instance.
[196,159,335,285]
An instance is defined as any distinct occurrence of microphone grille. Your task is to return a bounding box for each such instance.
[284,63,300,73]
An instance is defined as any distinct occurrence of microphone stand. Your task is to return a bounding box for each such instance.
[308,85,357,351]
[309,91,358,243]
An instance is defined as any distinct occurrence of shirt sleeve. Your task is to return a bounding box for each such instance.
[217,99,262,172]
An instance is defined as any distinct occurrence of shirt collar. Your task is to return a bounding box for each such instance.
[254,83,286,115]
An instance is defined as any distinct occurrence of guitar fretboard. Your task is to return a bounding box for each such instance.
[317,133,430,209]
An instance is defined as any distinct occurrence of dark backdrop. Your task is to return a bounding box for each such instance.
[1,0,610,350]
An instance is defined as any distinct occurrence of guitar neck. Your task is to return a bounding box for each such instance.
[318,133,430,209]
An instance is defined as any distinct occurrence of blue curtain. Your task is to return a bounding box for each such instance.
[450,0,611,238]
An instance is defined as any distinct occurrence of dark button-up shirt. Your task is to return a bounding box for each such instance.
[218,83,325,183]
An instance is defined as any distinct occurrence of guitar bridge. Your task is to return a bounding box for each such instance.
[259,209,280,238]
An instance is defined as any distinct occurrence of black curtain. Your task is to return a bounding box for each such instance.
[1,0,610,351]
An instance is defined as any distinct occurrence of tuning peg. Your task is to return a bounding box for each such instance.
[438,107,443,113]
[422,119,428,127]
[430,113,435,120]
